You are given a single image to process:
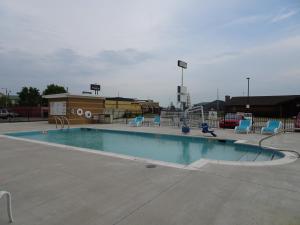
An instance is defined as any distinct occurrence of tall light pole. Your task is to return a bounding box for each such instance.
[177,60,188,111]
[246,77,250,109]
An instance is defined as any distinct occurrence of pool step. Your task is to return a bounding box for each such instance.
[254,153,271,161]
[239,151,275,162]
[239,151,260,161]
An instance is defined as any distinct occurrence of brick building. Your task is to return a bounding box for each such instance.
[225,95,300,117]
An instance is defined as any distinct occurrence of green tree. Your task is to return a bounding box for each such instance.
[43,84,67,96]
[18,87,41,106]
[42,84,67,106]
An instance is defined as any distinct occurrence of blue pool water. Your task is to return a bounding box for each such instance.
[6,128,284,165]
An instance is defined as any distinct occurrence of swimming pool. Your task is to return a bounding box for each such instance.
[6,128,284,165]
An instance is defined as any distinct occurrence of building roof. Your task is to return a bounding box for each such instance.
[193,102,209,107]
[226,95,300,106]
[140,102,160,109]
[193,100,224,107]
[105,97,136,101]
[191,100,225,112]
[43,93,104,100]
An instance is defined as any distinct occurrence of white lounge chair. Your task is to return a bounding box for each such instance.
[128,116,144,127]
[153,116,160,126]
[234,119,252,134]
[261,120,282,134]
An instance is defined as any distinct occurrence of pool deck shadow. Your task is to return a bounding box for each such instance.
[0,122,300,225]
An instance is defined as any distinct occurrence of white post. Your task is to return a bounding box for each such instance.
[201,106,205,123]
[181,68,184,86]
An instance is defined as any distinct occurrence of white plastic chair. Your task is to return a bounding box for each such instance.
[0,191,13,223]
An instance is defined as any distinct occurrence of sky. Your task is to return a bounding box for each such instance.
[0,0,300,106]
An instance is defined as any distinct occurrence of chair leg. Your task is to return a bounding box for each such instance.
[1,191,13,223]
[6,192,13,223]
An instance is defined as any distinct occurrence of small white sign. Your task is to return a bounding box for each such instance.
[50,101,66,116]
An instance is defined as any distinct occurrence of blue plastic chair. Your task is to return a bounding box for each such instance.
[234,119,252,134]
[153,116,160,126]
[128,116,144,127]
[261,120,282,134]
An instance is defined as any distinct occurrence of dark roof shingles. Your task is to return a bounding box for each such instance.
[226,95,300,106]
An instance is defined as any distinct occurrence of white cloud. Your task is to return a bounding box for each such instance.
[185,35,300,103]
[1,0,300,106]
[0,0,179,54]
[222,15,268,28]
[271,9,298,23]
[0,47,153,95]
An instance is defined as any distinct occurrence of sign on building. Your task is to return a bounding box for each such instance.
[90,84,101,91]
[90,84,101,95]
[50,101,66,116]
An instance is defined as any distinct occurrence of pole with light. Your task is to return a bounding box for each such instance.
[246,77,250,109]
[177,60,187,111]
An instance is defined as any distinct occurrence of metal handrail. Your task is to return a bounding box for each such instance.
[258,130,286,147]
[258,128,300,159]
[54,116,64,129]
[58,116,64,129]
[60,116,70,129]
[54,116,58,129]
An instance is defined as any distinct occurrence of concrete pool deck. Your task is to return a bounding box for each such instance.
[0,121,300,225]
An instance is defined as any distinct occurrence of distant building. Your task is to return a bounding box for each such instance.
[136,99,160,114]
[105,97,160,118]
[192,100,225,112]
[225,95,300,117]
[105,97,142,113]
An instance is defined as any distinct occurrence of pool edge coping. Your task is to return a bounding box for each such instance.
[0,134,199,171]
[0,127,298,170]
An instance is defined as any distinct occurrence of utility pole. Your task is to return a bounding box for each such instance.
[181,67,184,86]
[246,77,250,109]
[1,88,8,107]
[217,88,219,111]
[5,88,7,107]
[177,60,188,111]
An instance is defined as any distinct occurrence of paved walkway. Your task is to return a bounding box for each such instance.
[0,122,299,225]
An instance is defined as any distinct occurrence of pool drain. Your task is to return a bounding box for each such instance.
[146,164,157,168]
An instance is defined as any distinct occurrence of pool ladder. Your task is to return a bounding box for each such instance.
[54,116,70,129]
